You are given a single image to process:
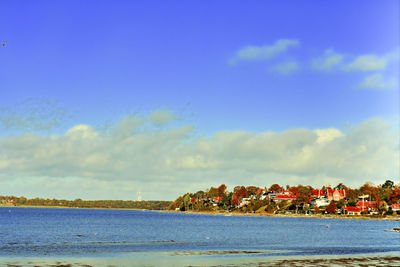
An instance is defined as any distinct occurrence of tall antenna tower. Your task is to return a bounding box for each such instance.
[137,191,141,201]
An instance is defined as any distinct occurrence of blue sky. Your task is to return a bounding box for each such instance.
[0,1,399,200]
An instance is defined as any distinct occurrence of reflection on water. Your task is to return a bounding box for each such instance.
[0,207,399,259]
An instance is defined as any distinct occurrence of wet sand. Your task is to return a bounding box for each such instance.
[1,253,400,267]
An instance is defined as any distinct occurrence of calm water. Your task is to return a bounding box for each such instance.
[0,207,399,259]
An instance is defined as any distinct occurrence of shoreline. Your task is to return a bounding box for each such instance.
[0,204,151,211]
[161,209,400,221]
[0,253,399,267]
[2,205,400,221]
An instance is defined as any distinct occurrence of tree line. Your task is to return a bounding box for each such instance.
[169,180,400,215]
[0,196,171,210]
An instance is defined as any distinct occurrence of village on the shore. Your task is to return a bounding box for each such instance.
[170,180,400,216]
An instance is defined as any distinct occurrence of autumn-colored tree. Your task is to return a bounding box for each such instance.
[207,187,219,198]
[288,186,298,195]
[326,201,337,214]
[217,184,227,197]
[194,190,205,200]
[269,184,283,193]
[314,206,321,214]
[231,195,240,207]
[389,186,400,204]
[377,186,391,203]
[234,186,247,199]
[335,183,345,190]
[359,182,378,199]
[246,186,259,196]
[345,188,357,202]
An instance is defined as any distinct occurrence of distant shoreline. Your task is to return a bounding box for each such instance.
[0,204,150,211]
[2,205,400,221]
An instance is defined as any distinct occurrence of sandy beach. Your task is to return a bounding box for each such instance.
[1,253,400,267]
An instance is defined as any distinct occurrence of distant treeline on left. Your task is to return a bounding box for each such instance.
[0,195,172,210]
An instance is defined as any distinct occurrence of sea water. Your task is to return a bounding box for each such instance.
[0,207,399,259]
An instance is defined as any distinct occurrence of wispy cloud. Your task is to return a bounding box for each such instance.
[150,109,176,125]
[229,39,299,65]
[358,73,397,90]
[312,48,399,90]
[269,61,299,75]
[343,54,387,71]
[0,98,67,132]
[311,49,344,71]
[343,48,399,72]
[0,113,397,200]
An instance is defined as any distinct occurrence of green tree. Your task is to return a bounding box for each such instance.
[382,180,394,189]
[207,187,219,198]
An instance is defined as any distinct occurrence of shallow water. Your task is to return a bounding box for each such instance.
[0,207,399,260]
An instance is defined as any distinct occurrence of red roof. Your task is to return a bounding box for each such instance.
[327,189,345,197]
[356,201,383,208]
[312,189,325,196]
[213,197,223,202]
[344,207,361,212]
[274,195,296,200]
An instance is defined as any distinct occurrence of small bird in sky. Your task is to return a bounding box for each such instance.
[1,41,8,47]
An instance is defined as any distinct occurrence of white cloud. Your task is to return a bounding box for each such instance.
[312,49,344,71]
[229,39,299,64]
[358,73,397,90]
[314,128,344,144]
[311,48,399,90]
[0,114,398,200]
[269,61,299,75]
[150,109,175,125]
[343,54,387,71]
[343,48,399,72]
[312,48,399,73]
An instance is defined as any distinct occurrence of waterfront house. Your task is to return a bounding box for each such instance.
[327,189,346,201]
[273,194,296,203]
[312,189,325,198]
[213,197,223,202]
[310,197,330,207]
[343,206,362,215]
[391,204,400,212]
[356,201,386,212]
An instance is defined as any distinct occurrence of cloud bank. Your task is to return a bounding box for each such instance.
[0,112,398,200]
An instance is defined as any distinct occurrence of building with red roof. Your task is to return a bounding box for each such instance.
[356,201,385,212]
[312,189,325,198]
[273,194,297,203]
[391,204,400,212]
[343,206,361,215]
[213,197,223,202]
[327,189,346,201]
[343,206,368,215]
